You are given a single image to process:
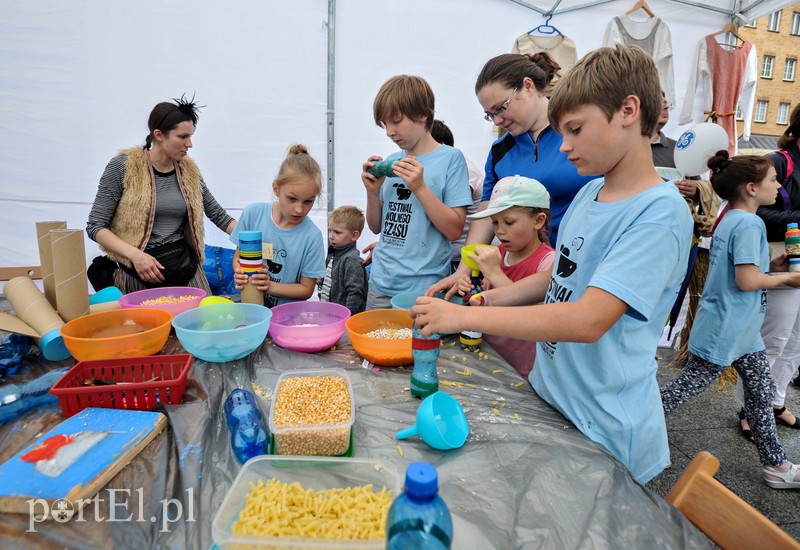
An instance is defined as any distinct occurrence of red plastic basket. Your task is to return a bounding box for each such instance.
[50,354,193,418]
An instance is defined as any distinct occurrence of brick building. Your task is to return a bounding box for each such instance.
[738,3,800,150]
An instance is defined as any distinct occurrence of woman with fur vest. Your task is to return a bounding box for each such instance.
[86,95,236,293]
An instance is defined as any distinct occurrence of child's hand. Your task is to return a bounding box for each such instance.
[362,156,384,195]
[456,275,474,296]
[410,296,464,337]
[233,267,270,292]
[770,252,789,273]
[469,245,502,277]
[233,267,248,290]
[361,242,376,266]
[250,269,271,292]
[392,157,425,192]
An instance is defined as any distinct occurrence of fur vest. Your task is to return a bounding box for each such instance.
[106,147,205,266]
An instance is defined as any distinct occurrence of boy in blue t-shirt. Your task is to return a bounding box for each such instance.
[361,75,472,310]
[412,45,693,484]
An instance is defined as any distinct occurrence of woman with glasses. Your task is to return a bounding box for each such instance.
[429,52,595,298]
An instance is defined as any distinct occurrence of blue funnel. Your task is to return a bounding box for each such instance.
[397,391,469,450]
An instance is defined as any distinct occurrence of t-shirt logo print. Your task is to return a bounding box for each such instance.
[392,183,412,200]
[556,244,577,278]
[266,249,287,275]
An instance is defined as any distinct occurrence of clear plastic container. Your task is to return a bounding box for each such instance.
[269,369,354,456]
[212,456,399,549]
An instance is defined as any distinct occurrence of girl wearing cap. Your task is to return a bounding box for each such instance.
[86,95,236,294]
[457,175,554,377]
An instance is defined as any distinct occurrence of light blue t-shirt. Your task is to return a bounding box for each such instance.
[529,178,693,485]
[230,202,326,307]
[689,210,769,366]
[370,145,472,296]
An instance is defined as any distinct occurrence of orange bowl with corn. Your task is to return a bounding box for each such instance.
[345,309,413,367]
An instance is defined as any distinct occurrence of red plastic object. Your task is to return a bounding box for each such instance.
[50,354,193,418]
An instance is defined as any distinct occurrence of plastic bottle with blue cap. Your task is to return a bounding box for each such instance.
[224,388,269,464]
[386,462,453,549]
[410,322,440,399]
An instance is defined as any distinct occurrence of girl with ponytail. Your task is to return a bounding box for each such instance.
[660,150,800,490]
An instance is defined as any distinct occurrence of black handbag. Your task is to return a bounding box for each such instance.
[87,255,119,292]
[120,239,197,288]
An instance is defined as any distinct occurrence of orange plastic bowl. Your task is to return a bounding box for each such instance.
[345,309,413,366]
[60,308,172,361]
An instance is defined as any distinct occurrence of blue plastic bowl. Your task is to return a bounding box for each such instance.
[390,289,465,310]
[172,303,272,362]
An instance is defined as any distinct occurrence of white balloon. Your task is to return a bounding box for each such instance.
[673,122,729,177]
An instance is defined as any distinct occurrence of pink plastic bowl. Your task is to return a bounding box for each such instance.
[268,301,351,353]
[119,286,207,318]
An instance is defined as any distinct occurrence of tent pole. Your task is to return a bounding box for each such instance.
[548,0,617,15]
[667,0,734,16]
[506,0,547,15]
[327,0,336,213]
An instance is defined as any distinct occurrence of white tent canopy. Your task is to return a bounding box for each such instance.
[0,0,794,279]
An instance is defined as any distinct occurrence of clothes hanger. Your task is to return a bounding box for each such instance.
[527,14,563,36]
[711,21,744,47]
[625,0,655,18]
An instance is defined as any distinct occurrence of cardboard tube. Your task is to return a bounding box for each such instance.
[239,230,265,305]
[89,300,120,314]
[50,229,90,322]
[241,283,264,305]
[36,221,66,309]
[4,276,71,361]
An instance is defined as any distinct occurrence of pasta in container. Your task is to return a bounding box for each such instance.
[212,456,399,548]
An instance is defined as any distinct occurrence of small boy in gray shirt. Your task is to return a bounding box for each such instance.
[318,206,368,314]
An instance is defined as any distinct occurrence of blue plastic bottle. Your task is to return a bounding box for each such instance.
[410,323,440,399]
[386,462,453,549]
[224,388,269,464]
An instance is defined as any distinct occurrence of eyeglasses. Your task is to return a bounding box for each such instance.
[483,88,517,122]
